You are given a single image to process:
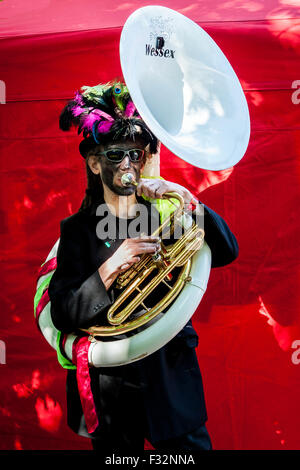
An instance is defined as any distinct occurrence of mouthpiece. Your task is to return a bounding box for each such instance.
[121,173,137,187]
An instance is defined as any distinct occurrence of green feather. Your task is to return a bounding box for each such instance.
[112,82,129,111]
[81,83,111,105]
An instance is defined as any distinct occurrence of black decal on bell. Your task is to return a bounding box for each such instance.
[156,36,165,49]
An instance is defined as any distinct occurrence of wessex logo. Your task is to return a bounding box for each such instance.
[145,44,175,58]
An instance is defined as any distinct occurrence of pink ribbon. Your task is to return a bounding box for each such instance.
[72,337,99,434]
[37,258,57,282]
[36,257,99,433]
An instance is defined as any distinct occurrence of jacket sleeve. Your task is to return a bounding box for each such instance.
[195,202,239,268]
[48,218,112,334]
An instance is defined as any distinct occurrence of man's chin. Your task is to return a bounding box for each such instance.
[112,185,136,196]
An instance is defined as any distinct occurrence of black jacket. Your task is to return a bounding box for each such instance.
[48,196,238,443]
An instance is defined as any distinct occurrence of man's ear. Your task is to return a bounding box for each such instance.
[87,155,101,175]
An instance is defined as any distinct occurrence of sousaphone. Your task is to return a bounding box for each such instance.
[34,6,250,367]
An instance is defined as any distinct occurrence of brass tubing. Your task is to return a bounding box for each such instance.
[107,234,202,325]
[165,225,202,260]
[81,259,192,337]
[116,255,152,288]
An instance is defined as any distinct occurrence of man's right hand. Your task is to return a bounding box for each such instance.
[98,236,160,290]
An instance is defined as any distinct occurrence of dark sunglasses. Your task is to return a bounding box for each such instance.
[96,148,145,163]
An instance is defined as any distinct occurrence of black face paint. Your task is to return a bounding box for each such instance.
[95,138,146,196]
[99,156,142,196]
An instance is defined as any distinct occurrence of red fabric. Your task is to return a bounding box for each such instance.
[37,257,57,282]
[72,337,99,434]
[1,0,299,38]
[0,0,299,451]
[35,290,50,327]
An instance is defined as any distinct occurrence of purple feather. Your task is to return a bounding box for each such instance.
[74,91,84,105]
[82,109,115,131]
[90,108,114,121]
[72,105,84,117]
[124,100,136,117]
[97,121,114,133]
[82,111,101,131]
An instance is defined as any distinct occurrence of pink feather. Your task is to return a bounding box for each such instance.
[97,121,114,133]
[74,91,84,105]
[82,112,102,131]
[82,108,115,131]
[89,108,114,122]
[72,105,84,117]
[124,100,136,118]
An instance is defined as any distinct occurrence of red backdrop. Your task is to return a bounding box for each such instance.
[0,0,300,450]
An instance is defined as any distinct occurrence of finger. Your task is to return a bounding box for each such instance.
[136,182,143,197]
[142,183,161,199]
[139,184,153,199]
[134,243,160,254]
[136,181,150,197]
[152,184,163,199]
[119,263,131,271]
[132,236,160,242]
[155,188,166,198]
[119,256,141,271]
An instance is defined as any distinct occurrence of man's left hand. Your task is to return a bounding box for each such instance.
[136,178,198,205]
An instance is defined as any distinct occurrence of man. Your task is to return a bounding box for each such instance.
[48,81,238,452]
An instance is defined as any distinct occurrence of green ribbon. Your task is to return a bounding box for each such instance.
[34,272,75,369]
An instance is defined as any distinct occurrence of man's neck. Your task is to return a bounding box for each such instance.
[103,184,138,218]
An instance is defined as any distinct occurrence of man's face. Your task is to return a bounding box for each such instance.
[97,139,146,196]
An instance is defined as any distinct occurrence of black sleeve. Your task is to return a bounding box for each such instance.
[194,202,239,268]
[48,218,112,334]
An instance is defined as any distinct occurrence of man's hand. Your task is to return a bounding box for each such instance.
[98,236,160,290]
[136,178,198,205]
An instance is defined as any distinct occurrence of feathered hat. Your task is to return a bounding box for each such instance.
[59,81,159,157]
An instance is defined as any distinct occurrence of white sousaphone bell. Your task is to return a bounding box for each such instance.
[35,6,250,367]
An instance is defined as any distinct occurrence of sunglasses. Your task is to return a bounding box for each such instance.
[96,148,145,163]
